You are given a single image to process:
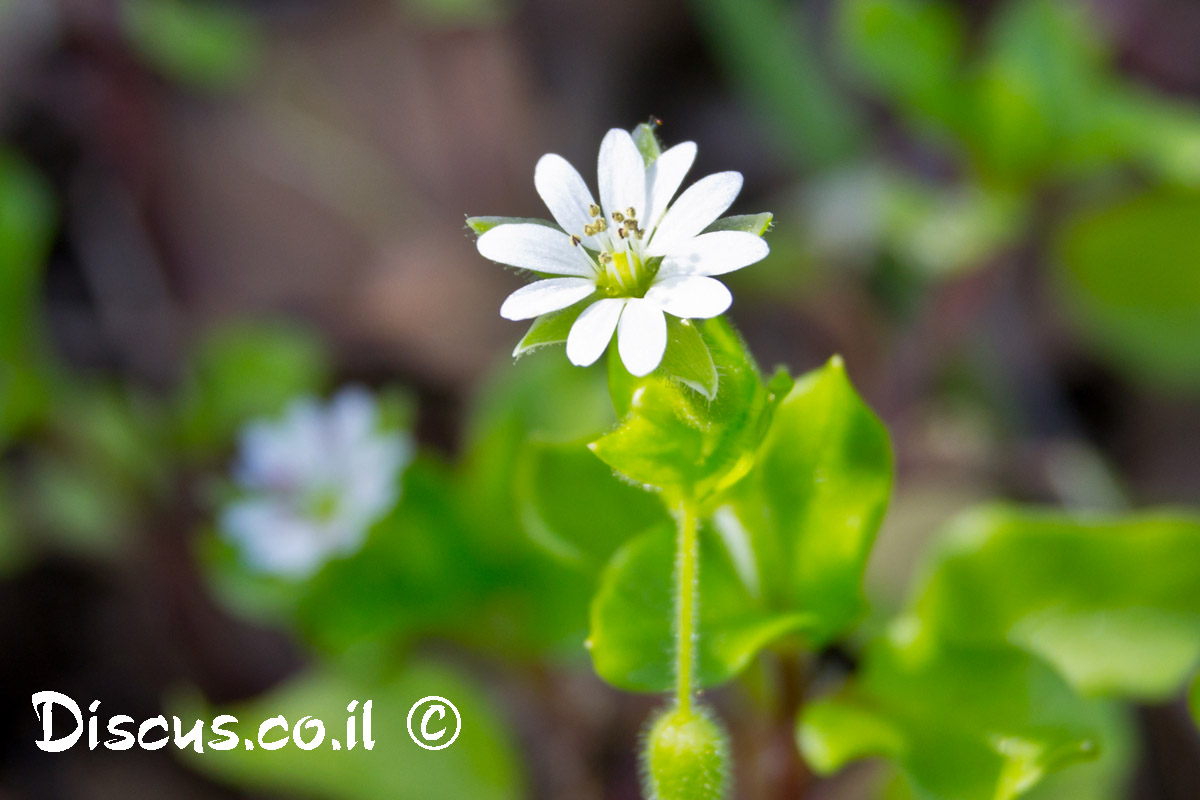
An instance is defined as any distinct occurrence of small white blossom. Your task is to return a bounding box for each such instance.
[220,387,412,578]
[477,128,769,376]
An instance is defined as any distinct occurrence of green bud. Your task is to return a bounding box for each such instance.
[641,704,731,800]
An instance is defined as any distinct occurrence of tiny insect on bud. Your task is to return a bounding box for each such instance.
[641,705,731,800]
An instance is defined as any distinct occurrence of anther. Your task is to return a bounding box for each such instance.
[612,211,625,223]
[570,234,581,246]
[599,252,613,264]
[625,207,637,219]
[588,204,601,218]
[596,218,608,232]
[617,227,628,239]
[583,223,597,236]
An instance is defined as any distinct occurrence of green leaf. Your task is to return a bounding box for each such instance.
[0,476,27,575]
[123,0,259,90]
[512,300,590,357]
[176,319,330,456]
[702,212,774,237]
[592,318,769,501]
[689,0,863,168]
[738,356,892,643]
[1055,191,1200,389]
[1191,673,1200,732]
[657,318,719,400]
[1022,701,1136,800]
[295,457,484,652]
[589,523,814,692]
[176,660,524,800]
[632,122,664,165]
[0,150,56,445]
[515,439,669,571]
[457,355,614,654]
[798,623,1104,800]
[838,0,965,130]
[914,505,1200,699]
[465,215,559,235]
[969,0,1110,180]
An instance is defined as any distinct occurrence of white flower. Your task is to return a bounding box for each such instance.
[220,387,412,578]
[476,128,769,377]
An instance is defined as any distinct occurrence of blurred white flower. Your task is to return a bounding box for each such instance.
[220,387,412,578]
[477,128,769,377]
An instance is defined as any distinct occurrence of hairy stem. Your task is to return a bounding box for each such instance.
[675,502,699,712]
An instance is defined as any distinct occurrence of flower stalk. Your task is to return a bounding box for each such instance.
[675,501,700,714]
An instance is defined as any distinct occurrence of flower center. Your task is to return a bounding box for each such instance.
[571,203,658,298]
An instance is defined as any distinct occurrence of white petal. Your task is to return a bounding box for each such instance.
[535,154,597,239]
[658,231,769,277]
[617,298,667,377]
[645,276,732,319]
[644,141,696,232]
[566,298,625,367]
[647,171,743,257]
[477,224,595,276]
[598,128,646,224]
[500,277,596,320]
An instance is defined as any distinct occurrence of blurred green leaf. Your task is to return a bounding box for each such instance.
[914,505,1200,699]
[970,0,1111,181]
[1055,191,1200,389]
[1105,89,1200,189]
[838,0,965,131]
[883,180,1026,277]
[738,356,892,644]
[689,0,862,168]
[1191,673,1200,732]
[515,439,668,571]
[1022,701,1136,800]
[397,0,511,27]
[296,457,492,653]
[176,320,330,457]
[0,150,55,446]
[592,318,768,501]
[18,382,168,559]
[798,623,1104,800]
[0,478,26,575]
[178,659,524,800]
[457,355,614,656]
[123,0,258,90]
[589,522,813,692]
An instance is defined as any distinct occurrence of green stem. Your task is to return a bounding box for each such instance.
[675,502,699,713]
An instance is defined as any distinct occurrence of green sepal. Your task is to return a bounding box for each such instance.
[513,300,592,357]
[632,122,664,165]
[465,216,561,236]
[702,213,774,237]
